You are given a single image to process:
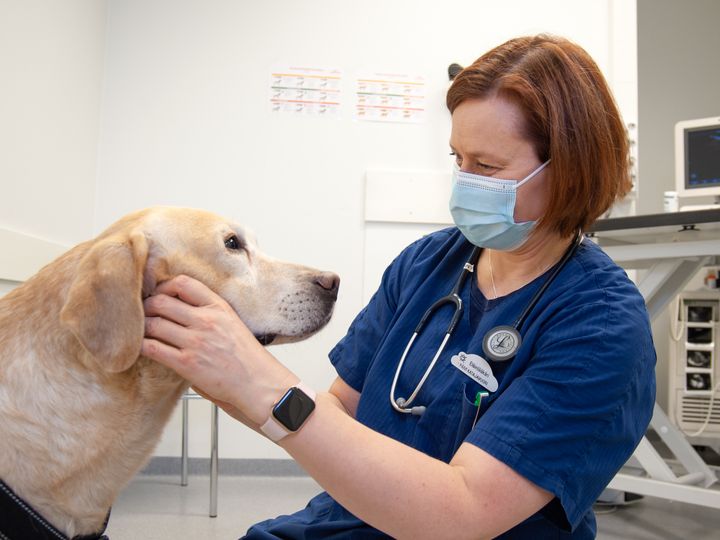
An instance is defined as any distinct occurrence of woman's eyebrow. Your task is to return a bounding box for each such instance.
[450,145,507,166]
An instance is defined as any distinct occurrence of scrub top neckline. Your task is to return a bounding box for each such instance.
[469,251,565,313]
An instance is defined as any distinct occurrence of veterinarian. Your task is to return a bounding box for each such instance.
[142,34,656,539]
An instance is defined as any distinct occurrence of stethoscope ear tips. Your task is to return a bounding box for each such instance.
[411,406,426,416]
[396,397,406,407]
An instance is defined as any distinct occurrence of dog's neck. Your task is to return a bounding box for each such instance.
[0,355,188,536]
[0,256,190,537]
[0,479,111,540]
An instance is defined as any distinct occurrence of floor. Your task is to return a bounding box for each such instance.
[105,474,720,539]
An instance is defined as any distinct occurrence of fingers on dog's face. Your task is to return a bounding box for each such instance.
[153,275,221,307]
[143,292,197,326]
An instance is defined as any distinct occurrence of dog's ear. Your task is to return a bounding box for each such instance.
[60,231,149,373]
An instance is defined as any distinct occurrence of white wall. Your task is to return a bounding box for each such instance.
[0,281,17,297]
[94,0,637,460]
[0,0,106,259]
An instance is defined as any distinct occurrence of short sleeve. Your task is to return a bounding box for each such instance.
[328,229,461,392]
[328,245,411,392]
[465,283,656,530]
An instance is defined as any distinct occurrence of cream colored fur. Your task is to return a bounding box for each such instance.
[0,207,338,537]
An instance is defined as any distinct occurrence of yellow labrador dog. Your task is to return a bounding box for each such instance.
[0,207,339,538]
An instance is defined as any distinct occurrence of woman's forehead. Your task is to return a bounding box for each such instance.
[450,96,533,162]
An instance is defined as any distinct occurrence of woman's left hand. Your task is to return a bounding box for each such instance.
[141,275,297,425]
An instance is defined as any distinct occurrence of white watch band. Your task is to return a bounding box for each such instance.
[260,381,316,442]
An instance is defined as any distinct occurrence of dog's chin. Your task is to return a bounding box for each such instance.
[254,333,277,346]
[254,332,315,347]
[253,319,332,347]
[251,306,335,347]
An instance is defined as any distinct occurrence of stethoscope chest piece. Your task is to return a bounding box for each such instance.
[482,325,522,362]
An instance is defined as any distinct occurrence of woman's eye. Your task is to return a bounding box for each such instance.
[451,152,500,174]
[478,162,497,171]
[224,235,242,251]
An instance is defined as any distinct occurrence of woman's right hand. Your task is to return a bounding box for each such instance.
[142,274,298,427]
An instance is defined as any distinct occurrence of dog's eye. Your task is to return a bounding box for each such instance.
[224,235,242,251]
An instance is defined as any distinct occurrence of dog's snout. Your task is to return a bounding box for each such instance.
[315,272,340,298]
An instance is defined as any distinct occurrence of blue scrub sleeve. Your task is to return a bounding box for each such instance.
[465,292,656,530]
[329,229,459,392]
[328,249,408,392]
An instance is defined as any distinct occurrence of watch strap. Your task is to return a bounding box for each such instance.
[260,381,316,442]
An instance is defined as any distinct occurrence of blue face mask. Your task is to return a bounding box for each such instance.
[449,160,550,250]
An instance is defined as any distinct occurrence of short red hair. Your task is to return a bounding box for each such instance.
[447,35,631,237]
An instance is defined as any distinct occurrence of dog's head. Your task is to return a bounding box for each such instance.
[59,207,339,373]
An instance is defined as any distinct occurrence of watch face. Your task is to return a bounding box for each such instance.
[272,387,316,431]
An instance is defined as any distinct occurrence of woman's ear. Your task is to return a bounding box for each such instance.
[60,231,149,373]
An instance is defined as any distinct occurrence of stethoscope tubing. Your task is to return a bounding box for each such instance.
[389,232,583,416]
[511,231,583,331]
[391,251,479,415]
[389,331,451,415]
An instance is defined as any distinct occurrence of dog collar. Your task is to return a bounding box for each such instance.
[0,480,110,540]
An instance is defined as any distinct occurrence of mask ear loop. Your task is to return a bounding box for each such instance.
[516,159,551,187]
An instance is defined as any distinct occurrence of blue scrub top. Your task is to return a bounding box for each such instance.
[243,228,656,539]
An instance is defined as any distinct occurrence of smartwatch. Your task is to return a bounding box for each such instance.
[260,382,316,442]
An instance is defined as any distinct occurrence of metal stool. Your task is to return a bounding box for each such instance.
[180,390,219,517]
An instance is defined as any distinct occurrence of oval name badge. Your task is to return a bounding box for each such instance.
[450,352,498,392]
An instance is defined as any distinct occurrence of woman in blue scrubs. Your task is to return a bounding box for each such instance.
[143,34,656,539]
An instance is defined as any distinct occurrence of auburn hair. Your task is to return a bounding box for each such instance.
[447,35,631,237]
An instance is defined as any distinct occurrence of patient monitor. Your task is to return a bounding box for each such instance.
[675,116,720,209]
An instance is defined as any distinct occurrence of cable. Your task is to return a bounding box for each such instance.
[682,381,720,438]
[669,295,684,342]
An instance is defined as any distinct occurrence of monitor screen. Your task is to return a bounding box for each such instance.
[685,126,720,190]
[675,116,720,199]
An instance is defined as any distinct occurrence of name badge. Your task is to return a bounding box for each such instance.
[451,352,498,392]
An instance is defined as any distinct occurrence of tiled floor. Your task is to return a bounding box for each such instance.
[104,474,720,539]
[105,475,318,539]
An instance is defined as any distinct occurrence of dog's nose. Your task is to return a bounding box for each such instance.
[315,272,340,298]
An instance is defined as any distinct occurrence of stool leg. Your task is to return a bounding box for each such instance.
[210,403,219,517]
[181,398,189,486]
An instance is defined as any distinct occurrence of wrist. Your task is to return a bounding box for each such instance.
[230,355,299,425]
[260,381,317,442]
[252,375,299,424]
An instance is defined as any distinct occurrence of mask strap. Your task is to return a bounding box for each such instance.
[517,159,551,187]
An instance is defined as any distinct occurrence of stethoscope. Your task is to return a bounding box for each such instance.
[390,231,583,416]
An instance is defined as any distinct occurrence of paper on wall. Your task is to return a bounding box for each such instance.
[354,72,426,123]
[269,66,342,117]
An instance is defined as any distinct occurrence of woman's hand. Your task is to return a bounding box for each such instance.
[141,275,297,425]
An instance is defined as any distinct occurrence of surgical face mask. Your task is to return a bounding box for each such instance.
[449,160,550,250]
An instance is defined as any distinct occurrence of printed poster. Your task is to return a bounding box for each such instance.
[269,66,342,117]
[355,72,426,123]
